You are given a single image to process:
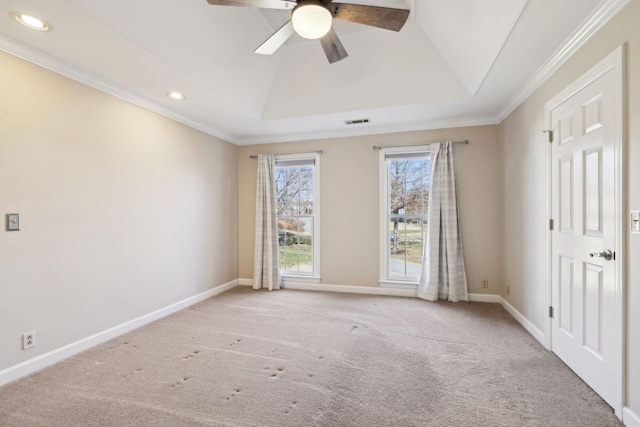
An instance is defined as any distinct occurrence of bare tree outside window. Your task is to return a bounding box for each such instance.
[275,166,314,274]
[387,157,431,279]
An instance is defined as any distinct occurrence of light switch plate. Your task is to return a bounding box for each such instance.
[6,213,20,231]
[632,211,640,234]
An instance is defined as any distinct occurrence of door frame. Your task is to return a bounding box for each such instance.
[544,45,626,417]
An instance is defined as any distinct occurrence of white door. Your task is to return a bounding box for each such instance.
[549,48,623,415]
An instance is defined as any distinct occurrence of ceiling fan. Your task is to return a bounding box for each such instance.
[206,0,410,63]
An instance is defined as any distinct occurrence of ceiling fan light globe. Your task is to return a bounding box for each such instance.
[292,3,332,40]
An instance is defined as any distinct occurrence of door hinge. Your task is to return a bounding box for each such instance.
[549,306,554,318]
[549,219,554,230]
[543,130,554,143]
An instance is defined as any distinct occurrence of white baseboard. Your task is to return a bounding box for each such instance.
[0,279,238,388]
[468,293,501,303]
[624,407,640,427]
[241,278,503,301]
[286,282,420,297]
[241,278,416,297]
[498,296,546,345]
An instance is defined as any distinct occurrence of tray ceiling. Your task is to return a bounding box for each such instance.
[0,0,625,144]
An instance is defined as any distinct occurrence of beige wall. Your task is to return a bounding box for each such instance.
[0,51,238,371]
[238,126,503,294]
[499,0,640,416]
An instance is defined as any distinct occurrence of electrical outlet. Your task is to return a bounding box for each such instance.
[481,279,488,289]
[23,331,35,350]
[506,286,510,296]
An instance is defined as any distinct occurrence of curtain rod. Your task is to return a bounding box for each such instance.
[250,150,323,160]
[372,140,469,151]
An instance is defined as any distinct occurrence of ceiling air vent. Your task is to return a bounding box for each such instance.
[344,118,370,125]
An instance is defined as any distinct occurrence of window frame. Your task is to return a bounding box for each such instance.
[378,145,431,287]
[275,152,321,284]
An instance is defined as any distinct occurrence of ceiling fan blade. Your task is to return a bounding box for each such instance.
[319,27,348,64]
[328,4,410,32]
[255,20,295,55]
[206,0,295,10]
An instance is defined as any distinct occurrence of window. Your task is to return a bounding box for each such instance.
[275,153,320,281]
[379,147,431,284]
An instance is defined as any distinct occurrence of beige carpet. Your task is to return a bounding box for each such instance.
[0,286,622,426]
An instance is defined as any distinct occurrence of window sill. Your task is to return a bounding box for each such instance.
[282,275,321,285]
[379,280,418,289]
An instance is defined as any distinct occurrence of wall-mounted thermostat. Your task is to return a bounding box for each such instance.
[632,211,640,234]
[6,213,20,231]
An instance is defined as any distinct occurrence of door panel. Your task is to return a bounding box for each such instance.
[559,156,573,231]
[559,256,574,335]
[583,262,603,356]
[550,63,620,412]
[584,147,603,235]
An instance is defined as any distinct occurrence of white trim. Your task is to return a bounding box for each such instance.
[282,275,321,285]
[0,31,494,147]
[544,46,625,418]
[239,278,502,303]
[499,297,546,346]
[0,279,239,388]
[469,293,501,303]
[379,148,389,283]
[238,0,629,146]
[378,282,505,304]
[0,0,628,147]
[238,278,253,286]
[378,146,431,283]
[544,91,553,351]
[281,281,418,297]
[234,116,498,146]
[274,152,320,162]
[274,152,321,278]
[623,407,640,427]
[0,34,237,145]
[497,0,629,123]
[379,280,418,289]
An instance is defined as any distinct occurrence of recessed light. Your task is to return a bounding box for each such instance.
[10,12,52,32]
[167,91,186,101]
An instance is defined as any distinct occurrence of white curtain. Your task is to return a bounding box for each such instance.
[417,142,468,302]
[253,154,280,291]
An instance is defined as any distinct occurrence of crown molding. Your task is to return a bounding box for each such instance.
[234,115,498,145]
[0,31,496,147]
[496,0,630,123]
[2,0,626,146]
[0,33,238,145]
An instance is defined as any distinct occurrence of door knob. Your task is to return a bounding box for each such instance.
[589,249,613,261]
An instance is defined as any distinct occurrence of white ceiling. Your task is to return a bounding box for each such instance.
[0,0,627,145]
